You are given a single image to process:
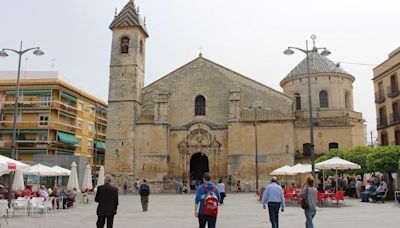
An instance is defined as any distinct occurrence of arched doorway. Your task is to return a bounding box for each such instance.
[190,152,209,189]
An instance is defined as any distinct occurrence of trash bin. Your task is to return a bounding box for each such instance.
[245,182,250,192]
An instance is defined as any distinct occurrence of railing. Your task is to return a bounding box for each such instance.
[0,100,78,115]
[389,113,400,125]
[1,140,51,149]
[0,121,79,134]
[375,90,385,103]
[387,86,400,98]
[377,117,388,129]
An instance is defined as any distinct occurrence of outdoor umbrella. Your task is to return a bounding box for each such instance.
[12,170,25,192]
[96,166,105,187]
[67,161,80,191]
[51,166,71,176]
[23,164,59,176]
[315,157,361,190]
[0,155,30,176]
[81,164,93,191]
[270,165,294,186]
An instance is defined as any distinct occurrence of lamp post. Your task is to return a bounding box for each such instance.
[87,104,103,187]
[249,104,262,191]
[0,41,44,206]
[283,35,331,178]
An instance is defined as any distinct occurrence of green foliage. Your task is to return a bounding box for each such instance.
[366,145,400,174]
[346,146,372,174]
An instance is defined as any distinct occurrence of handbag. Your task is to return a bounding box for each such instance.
[301,187,309,210]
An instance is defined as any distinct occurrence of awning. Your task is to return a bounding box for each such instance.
[5,90,52,95]
[57,132,79,145]
[59,111,76,119]
[0,129,48,134]
[60,92,77,102]
[95,141,106,150]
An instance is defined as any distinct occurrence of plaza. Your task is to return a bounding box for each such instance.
[6,193,400,228]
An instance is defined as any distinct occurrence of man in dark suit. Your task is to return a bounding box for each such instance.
[95,174,119,228]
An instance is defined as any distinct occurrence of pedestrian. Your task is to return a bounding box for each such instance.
[121,182,127,195]
[194,172,220,228]
[217,179,226,205]
[236,180,241,192]
[95,174,119,228]
[297,175,317,228]
[139,179,150,212]
[134,179,140,195]
[261,177,285,228]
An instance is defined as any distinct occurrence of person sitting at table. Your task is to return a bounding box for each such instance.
[361,183,377,202]
[66,188,77,208]
[59,187,68,209]
[1,186,9,200]
[370,181,387,202]
[14,190,23,199]
[39,185,49,197]
[49,186,60,209]
[24,185,32,198]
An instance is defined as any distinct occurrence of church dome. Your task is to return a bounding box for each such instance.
[281,50,352,83]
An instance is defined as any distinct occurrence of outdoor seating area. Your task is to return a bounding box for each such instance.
[0,155,103,222]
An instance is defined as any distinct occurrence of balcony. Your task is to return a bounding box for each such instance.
[389,113,400,125]
[375,90,386,103]
[0,121,78,134]
[1,100,51,109]
[387,86,400,98]
[377,117,388,129]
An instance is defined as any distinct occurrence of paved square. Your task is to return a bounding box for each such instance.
[6,193,400,228]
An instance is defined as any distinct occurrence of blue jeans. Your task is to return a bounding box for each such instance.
[268,202,281,228]
[305,208,316,228]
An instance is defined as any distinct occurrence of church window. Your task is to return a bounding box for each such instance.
[195,95,206,116]
[294,93,301,111]
[319,90,329,108]
[120,36,129,54]
[345,91,350,109]
[328,142,339,150]
[140,40,144,54]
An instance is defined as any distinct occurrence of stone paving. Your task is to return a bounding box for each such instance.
[5,193,400,228]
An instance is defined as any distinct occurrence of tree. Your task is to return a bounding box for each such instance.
[367,145,400,185]
[345,146,372,175]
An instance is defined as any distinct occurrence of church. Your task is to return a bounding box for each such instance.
[105,1,365,192]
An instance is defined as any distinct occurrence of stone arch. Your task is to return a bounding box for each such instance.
[120,36,130,54]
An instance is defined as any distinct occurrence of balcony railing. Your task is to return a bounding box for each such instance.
[387,86,400,98]
[377,117,388,129]
[389,113,400,125]
[0,101,78,115]
[0,121,79,134]
[375,90,386,103]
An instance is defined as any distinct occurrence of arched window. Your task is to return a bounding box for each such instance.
[120,36,129,54]
[195,95,206,116]
[345,92,350,109]
[328,142,339,150]
[319,90,329,108]
[140,40,144,54]
[381,131,388,146]
[294,93,301,111]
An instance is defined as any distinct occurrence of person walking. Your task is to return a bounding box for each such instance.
[134,179,140,195]
[194,172,221,228]
[139,179,150,212]
[123,182,128,195]
[297,175,317,228]
[261,177,285,228]
[217,179,226,205]
[95,174,119,228]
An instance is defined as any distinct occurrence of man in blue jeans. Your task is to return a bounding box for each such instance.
[194,172,221,228]
[261,177,285,228]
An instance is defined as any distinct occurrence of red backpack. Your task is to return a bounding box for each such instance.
[202,184,219,216]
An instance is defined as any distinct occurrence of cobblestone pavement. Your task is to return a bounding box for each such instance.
[5,193,400,228]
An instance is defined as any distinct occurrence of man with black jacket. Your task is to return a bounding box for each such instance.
[95,174,119,228]
[139,179,150,212]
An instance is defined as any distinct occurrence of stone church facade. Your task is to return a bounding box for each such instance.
[105,1,365,192]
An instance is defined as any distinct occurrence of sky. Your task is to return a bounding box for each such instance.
[1,0,400,143]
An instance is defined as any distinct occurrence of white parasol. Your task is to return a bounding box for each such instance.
[12,170,25,191]
[23,164,59,176]
[96,166,105,187]
[81,164,93,190]
[0,155,30,176]
[67,161,80,191]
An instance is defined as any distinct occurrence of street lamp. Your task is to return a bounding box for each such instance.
[86,104,102,187]
[283,34,331,178]
[0,41,44,206]
[249,104,262,191]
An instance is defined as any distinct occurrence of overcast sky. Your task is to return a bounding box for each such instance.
[1,0,399,143]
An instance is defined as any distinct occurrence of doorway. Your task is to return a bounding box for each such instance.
[190,152,209,189]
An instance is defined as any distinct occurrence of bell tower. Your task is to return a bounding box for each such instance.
[106,0,149,188]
